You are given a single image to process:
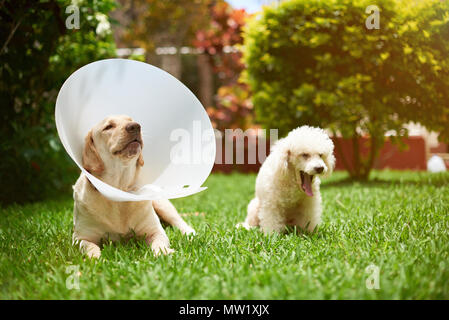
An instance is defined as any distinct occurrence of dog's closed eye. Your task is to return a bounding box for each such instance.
[301,153,310,159]
[103,123,115,131]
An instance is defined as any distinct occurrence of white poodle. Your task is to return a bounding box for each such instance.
[237,126,335,234]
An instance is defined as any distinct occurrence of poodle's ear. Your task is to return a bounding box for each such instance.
[323,142,336,178]
[324,152,336,177]
[279,148,291,174]
[137,153,144,167]
[82,130,104,175]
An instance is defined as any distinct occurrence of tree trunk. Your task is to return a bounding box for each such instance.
[197,53,214,108]
[352,132,362,178]
[160,51,182,79]
[348,133,383,181]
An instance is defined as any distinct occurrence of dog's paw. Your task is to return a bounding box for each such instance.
[154,247,175,256]
[181,226,196,236]
[151,243,175,256]
[85,246,101,259]
[236,222,251,230]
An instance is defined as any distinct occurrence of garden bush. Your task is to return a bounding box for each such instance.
[242,0,449,180]
[0,0,117,204]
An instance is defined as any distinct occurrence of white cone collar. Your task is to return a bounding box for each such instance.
[55,59,215,201]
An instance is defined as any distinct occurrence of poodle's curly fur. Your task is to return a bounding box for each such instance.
[238,126,335,234]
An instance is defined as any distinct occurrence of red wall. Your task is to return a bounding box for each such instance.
[212,135,430,173]
[332,136,427,171]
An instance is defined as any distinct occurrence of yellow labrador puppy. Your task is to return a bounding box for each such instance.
[72,115,195,258]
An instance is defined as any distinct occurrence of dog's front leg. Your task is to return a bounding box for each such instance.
[258,204,286,234]
[297,196,322,233]
[152,199,196,235]
[137,205,174,256]
[143,226,174,256]
[146,231,174,256]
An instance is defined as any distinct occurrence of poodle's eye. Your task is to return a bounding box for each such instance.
[319,153,323,158]
[103,124,115,131]
[301,153,310,159]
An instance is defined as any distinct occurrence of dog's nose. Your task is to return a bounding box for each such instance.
[126,122,141,133]
[314,166,324,174]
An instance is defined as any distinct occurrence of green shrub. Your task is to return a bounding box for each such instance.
[242,0,449,179]
[0,0,117,204]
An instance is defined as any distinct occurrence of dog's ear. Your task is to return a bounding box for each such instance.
[322,140,336,177]
[323,152,336,177]
[280,148,291,174]
[137,153,144,167]
[82,130,104,175]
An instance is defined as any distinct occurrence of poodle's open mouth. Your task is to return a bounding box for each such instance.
[299,171,314,197]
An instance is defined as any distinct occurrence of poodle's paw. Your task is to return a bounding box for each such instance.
[260,222,286,235]
[236,222,252,230]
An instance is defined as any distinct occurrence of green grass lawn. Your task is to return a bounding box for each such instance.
[1,171,448,299]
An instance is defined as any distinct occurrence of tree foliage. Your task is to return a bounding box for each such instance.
[194,1,253,130]
[122,0,211,54]
[395,0,449,141]
[0,0,117,204]
[242,0,449,180]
